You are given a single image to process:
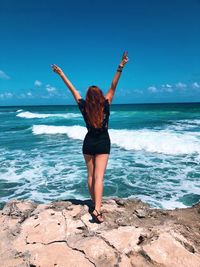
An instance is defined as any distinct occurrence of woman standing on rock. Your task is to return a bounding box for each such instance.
[51,52,129,223]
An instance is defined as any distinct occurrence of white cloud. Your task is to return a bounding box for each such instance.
[133,89,143,94]
[0,91,35,99]
[34,80,42,87]
[148,86,158,93]
[147,81,200,94]
[5,92,13,98]
[0,92,13,98]
[161,84,173,92]
[46,84,57,93]
[192,82,200,89]
[117,87,131,97]
[175,82,187,89]
[0,70,10,80]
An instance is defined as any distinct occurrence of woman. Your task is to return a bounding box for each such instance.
[51,51,129,223]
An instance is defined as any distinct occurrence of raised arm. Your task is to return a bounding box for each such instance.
[105,51,129,104]
[51,64,81,103]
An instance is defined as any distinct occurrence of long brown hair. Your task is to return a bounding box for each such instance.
[85,85,105,128]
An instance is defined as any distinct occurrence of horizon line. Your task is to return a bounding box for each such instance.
[1,101,200,108]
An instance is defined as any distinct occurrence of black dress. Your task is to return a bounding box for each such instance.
[78,98,111,155]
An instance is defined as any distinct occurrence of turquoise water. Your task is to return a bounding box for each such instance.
[0,103,200,209]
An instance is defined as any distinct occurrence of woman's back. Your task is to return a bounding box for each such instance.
[78,97,110,136]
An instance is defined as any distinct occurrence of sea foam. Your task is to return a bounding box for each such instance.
[32,125,87,140]
[32,125,200,155]
[17,111,80,119]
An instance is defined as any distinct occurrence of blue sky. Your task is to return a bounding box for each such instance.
[0,0,200,105]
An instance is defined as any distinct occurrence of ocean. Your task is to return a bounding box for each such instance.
[0,103,200,210]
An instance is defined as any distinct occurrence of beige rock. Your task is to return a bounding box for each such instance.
[62,209,85,237]
[0,229,27,267]
[28,242,94,267]
[118,254,132,267]
[21,209,66,244]
[15,200,36,213]
[80,212,103,232]
[1,216,20,232]
[1,199,36,217]
[99,226,145,254]
[68,235,118,267]
[1,198,200,267]
[12,233,27,252]
[65,204,82,217]
[143,232,200,267]
[103,198,117,204]
[130,252,155,267]
[31,203,49,215]
[1,257,26,267]
[101,202,119,212]
[0,214,5,225]
[169,229,196,253]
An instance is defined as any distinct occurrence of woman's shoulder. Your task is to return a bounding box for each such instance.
[78,98,85,102]
[105,98,111,106]
[78,98,86,104]
[77,98,86,111]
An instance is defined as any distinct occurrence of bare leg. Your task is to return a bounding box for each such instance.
[83,154,95,203]
[93,154,109,217]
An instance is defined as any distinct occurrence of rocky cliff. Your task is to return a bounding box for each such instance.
[0,198,200,267]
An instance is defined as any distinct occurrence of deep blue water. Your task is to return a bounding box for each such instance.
[0,103,200,209]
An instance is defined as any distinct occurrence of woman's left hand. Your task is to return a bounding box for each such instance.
[120,51,129,67]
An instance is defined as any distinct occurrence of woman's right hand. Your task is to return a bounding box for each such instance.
[51,64,63,76]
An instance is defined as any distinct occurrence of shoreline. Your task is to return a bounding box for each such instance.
[0,195,196,211]
[1,197,200,266]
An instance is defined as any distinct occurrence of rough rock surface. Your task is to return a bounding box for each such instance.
[0,197,200,267]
